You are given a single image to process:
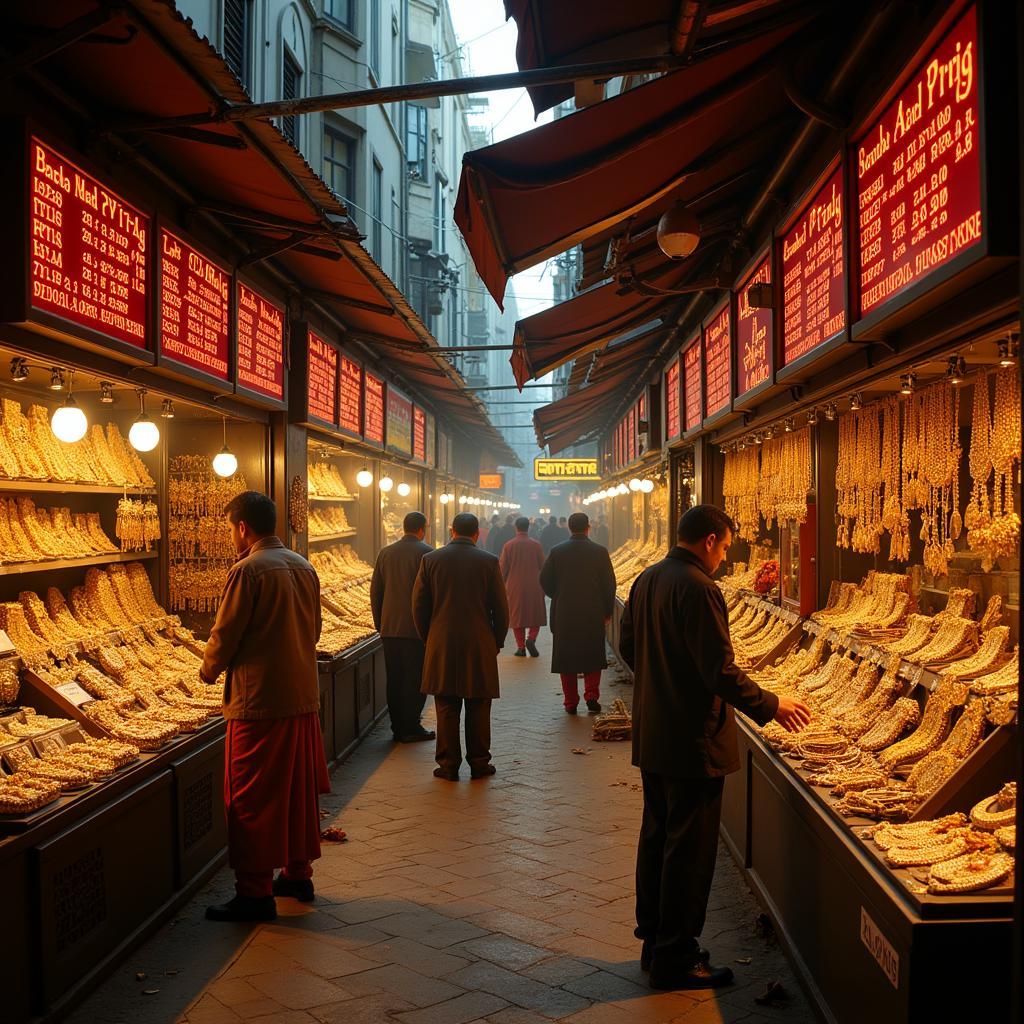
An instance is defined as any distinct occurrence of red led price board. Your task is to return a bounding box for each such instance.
[736,257,772,395]
[627,408,637,464]
[236,282,284,401]
[159,227,229,381]
[413,407,426,462]
[387,387,413,455]
[665,359,680,440]
[703,304,732,418]
[856,4,980,317]
[307,330,338,424]
[781,165,846,366]
[338,354,362,435]
[29,137,148,350]
[683,338,702,430]
[363,372,385,446]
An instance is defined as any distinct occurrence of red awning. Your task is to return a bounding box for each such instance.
[2,0,519,467]
[504,0,817,115]
[455,22,802,309]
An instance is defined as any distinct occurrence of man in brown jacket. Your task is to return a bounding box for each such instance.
[201,491,329,922]
[412,512,509,780]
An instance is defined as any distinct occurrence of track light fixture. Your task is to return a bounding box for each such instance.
[784,418,794,433]
[9,358,28,382]
[946,355,966,386]
[998,335,1017,367]
[99,381,114,404]
[48,367,64,391]
[899,373,916,395]
[824,402,838,421]
[160,399,175,418]
[850,393,863,411]
[807,408,819,426]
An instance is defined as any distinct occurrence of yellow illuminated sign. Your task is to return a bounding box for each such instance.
[534,458,600,481]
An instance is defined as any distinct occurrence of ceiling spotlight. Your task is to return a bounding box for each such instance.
[850,393,863,411]
[212,416,238,477]
[784,418,794,433]
[128,388,160,452]
[807,408,819,426]
[629,478,642,491]
[656,201,701,260]
[50,370,88,444]
[824,402,838,421]
[397,481,411,497]
[737,439,747,450]
[356,466,373,488]
[899,372,916,395]
[99,381,114,404]
[379,475,394,492]
[754,431,763,444]
[946,355,966,385]
[10,358,29,382]
[998,336,1017,367]
[639,479,654,493]
[49,367,64,391]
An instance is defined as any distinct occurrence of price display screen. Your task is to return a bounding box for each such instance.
[736,257,772,395]
[703,304,732,417]
[665,359,680,439]
[159,227,229,380]
[338,355,363,435]
[781,165,846,365]
[307,331,338,424]
[683,338,702,430]
[413,407,426,462]
[387,387,413,455]
[364,372,385,445]
[236,282,284,400]
[29,137,148,349]
[856,4,980,316]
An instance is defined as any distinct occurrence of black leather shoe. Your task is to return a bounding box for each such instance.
[565,705,578,715]
[398,729,436,742]
[586,700,602,714]
[641,942,709,972]
[514,648,527,657]
[433,766,459,781]
[205,895,277,922]
[649,961,733,990]
[273,873,314,902]
[471,764,496,779]
[525,639,540,657]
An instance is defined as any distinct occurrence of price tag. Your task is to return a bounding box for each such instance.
[54,681,94,707]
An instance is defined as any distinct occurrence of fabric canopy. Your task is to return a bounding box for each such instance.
[504,0,820,115]
[455,21,802,309]
[2,0,519,467]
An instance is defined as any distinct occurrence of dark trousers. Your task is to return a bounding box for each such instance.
[635,771,724,967]
[382,637,427,737]
[434,695,491,773]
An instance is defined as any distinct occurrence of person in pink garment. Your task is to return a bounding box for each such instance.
[498,517,547,658]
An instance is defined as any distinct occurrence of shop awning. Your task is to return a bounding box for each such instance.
[2,0,519,467]
[504,0,820,116]
[455,21,803,308]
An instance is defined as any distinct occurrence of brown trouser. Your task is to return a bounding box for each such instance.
[434,695,492,773]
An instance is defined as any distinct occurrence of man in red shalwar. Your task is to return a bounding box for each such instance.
[201,491,329,922]
[499,517,547,657]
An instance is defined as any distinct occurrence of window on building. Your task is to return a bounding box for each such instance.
[406,104,428,180]
[222,0,252,89]
[322,127,355,206]
[281,51,301,145]
[390,186,400,281]
[369,0,380,78]
[434,176,446,252]
[371,159,383,262]
[324,0,352,31]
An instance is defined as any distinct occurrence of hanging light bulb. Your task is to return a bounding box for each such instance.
[379,475,394,492]
[161,399,175,418]
[628,478,642,491]
[99,381,114,404]
[212,416,238,478]
[51,369,88,443]
[10,358,29,382]
[128,388,160,452]
[356,466,373,488]
[397,480,411,497]
[639,479,655,493]
[616,482,629,496]
[439,492,450,505]
[48,367,64,391]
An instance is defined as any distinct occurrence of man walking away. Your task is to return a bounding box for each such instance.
[487,512,516,556]
[528,516,543,540]
[202,491,329,922]
[539,512,615,714]
[539,515,562,555]
[499,516,546,657]
[593,515,610,548]
[619,504,810,991]
[370,511,435,743]
[413,512,510,780]
[556,517,571,543]
[480,513,498,548]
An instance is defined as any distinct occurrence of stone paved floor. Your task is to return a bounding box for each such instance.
[69,632,818,1024]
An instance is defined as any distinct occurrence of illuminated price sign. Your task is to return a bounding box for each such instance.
[703,303,732,419]
[236,282,284,402]
[781,165,846,366]
[307,330,338,425]
[387,386,413,456]
[159,227,230,382]
[338,354,363,436]
[683,337,702,431]
[736,257,773,396]
[363,371,385,446]
[855,4,981,318]
[413,406,427,462]
[28,137,149,352]
[665,358,680,440]
[534,457,599,481]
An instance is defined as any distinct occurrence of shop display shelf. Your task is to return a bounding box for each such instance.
[0,480,156,495]
[307,494,357,502]
[0,549,158,577]
[308,530,357,543]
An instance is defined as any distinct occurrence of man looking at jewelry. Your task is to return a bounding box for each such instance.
[619,504,811,990]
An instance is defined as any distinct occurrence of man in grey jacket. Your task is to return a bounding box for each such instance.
[371,511,435,742]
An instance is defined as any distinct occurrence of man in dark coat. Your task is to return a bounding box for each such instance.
[370,511,435,743]
[413,512,510,780]
[592,515,610,548]
[619,504,810,992]
[486,513,516,556]
[539,515,562,555]
[539,512,615,714]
